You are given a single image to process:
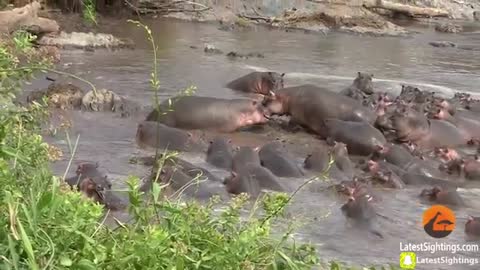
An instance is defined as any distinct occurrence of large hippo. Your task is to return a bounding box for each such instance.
[323,119,387,156]
[135,121,206,152]
[258,141,304,177]
[145,96,268,132]
[430,107,480,139]
[225,71,285,96]
[206,137,234,169]
[262,84,377,137]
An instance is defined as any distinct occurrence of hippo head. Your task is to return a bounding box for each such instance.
[76,162,99,175]
[353,72,374,95]
[264,72,285,94]
[79,177,105,203]
[236,100,269,127]
[262,93,288,115]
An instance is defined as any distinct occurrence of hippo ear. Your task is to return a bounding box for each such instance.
[281,73,285,77]
[95,162,99,168]
[253,146,260,152]
[252,100,258,106]
[227,139,232,144]
[371,74,374,78]
[209,140,213,144]
[231,171,237,178]
[187,132,193,138]
[467,215,474,221]
[357,71,361,77]
[269,90,276,97]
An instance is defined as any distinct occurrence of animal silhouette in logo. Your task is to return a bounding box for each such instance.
[423,205,456,238]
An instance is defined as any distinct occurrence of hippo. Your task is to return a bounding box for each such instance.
[443,156,480,181]
[330,141,356,179]
[372,144,447,179]
[419,186,465,207]
[465,216,480,241]
[142,165,229,201]
[65,162,112,190]
[262,84,377,137]
[79,177,127,211]
[430,107,480,139]
[232,146,261,172]
[225,71,285,96]
[135,121,206,152]
[340,194,383,238]
[304,146,330,173]
[371,170,405,189]
[323,119,387,156]
[145,96,268,133]
[258,141,303,177]
[224,165,287,198]
[333,178,374,199]
[390,106,431,142]
[417,120,471,149]
[206,137,234,169]
[340,72,374,99]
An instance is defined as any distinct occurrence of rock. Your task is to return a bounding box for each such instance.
[429,41,456,48]
[435,23,463,33]
[204,44,223,54]
[37,31,135,50]
[0,1,59,35]
[82,89,140,117]
[27,82,84,110]
[226,51,265,59]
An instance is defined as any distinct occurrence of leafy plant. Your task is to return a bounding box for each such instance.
[82,0,97,26]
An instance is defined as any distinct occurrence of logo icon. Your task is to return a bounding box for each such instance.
[423,205,456,238]
[399,252,416,269]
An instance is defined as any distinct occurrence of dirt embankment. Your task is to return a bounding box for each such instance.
[126,0,479,36]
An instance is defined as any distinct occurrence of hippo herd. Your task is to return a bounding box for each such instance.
[63,70,480,241]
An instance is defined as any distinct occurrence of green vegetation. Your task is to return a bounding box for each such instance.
[0,23,400,269]
[82,0,97,26]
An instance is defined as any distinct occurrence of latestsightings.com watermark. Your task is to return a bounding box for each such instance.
[398,205,480,269]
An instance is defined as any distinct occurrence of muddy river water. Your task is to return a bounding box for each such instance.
[25,18,480,269]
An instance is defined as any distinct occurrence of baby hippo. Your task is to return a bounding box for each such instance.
[65,162,112,190]
[206,137,234,169]
[258,141,303,177]
[225,71,285,96]
[340,194,383,238]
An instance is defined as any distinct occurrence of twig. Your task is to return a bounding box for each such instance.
[0,66,98,96]
[61,133,80,181]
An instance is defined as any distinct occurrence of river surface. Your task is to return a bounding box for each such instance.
[25,18,480,269]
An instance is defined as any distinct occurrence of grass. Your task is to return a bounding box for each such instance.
[0,25,401,270]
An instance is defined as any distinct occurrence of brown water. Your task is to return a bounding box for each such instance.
[26,18,480,269]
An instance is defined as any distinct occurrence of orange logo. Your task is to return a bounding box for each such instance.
[423,205,456,238]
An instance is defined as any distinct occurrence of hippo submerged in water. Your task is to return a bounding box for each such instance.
[225,71,285,96]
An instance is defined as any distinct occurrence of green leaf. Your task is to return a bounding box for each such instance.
[74,259,97,270]
[60,256,73,266]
